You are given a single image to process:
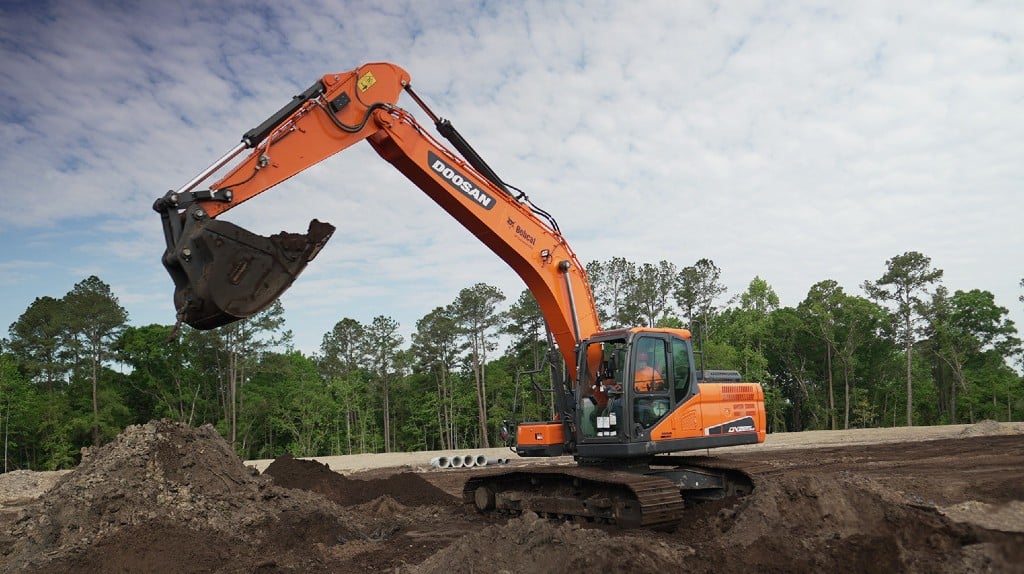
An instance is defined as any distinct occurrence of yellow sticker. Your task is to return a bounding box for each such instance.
[357,71,377,92]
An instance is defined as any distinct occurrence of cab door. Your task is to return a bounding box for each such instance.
[646,336,703,441]
[628,335,677,437]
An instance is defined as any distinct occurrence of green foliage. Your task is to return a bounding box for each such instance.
[675,258,727,334]
[3,261,1022,467]
[863,251,944,426]
[0,353,42,471]
[762,383,787,433]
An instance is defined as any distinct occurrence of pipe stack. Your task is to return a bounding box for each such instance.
[430,454,510,469]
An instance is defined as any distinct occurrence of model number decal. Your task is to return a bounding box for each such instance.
[704,416,757,436]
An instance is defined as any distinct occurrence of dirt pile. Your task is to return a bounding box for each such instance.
[958,419,1009,437]
[677,472,1011,573]
[1,424,1021,573]
[0,469,69,505]
[431,474,1018,574]
[0,420,386,573]
[413,511,694,573]
[407,435,1024,568]
[265,455,458,507]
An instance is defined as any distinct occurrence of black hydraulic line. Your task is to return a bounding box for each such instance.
[404,84,564,234]
[404,84,518,199]
[242,81,325,147]
[434,118,518,199]
[315,99,392,134]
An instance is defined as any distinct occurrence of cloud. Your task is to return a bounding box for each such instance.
[1,0,1022,353]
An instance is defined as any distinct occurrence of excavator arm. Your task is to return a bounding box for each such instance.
[154,62,599,379]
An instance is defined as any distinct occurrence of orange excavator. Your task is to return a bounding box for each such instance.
[154,62,766,529]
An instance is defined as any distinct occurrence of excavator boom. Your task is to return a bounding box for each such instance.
[154,62,597,377]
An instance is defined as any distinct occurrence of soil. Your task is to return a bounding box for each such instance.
[1,419,1022,573]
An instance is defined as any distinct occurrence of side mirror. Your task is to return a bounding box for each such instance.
[500,420,513,445]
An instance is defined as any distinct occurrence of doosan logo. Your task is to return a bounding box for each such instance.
[428,152,495,210]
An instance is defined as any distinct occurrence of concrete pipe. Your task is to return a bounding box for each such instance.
[450,455,464,468]
[474,454,488,467]
[461,454,476,468]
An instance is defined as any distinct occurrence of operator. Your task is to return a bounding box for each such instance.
[633,351,664,392]
[592,361,614,408]
[594,360,623,426]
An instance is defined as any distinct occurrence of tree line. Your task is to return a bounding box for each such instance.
[1,252,1021,471]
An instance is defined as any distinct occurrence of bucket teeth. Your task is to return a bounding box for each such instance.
[163,217,335,329]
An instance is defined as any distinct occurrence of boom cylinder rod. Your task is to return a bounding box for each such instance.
[174,142,248,196]
[559,260,582,344]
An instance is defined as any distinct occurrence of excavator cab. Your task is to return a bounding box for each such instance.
[155,196,334,329]
[575,330,693,451]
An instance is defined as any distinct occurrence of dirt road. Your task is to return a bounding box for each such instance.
[1,420,1022,573]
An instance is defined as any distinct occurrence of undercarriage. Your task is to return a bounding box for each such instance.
[463,459,754,530]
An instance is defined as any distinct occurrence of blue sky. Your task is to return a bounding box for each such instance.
[1,0,1022,356]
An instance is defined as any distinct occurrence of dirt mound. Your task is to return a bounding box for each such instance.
[0,469,69,505]
[685,474,941,572]
[958,419,1005,437]
[413,511,695,574]
[1,424,1021,573]
[0,420,389,573]
[415,465,1022,574]
[265,454,459,507]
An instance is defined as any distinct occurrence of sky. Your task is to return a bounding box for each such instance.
[1,0,1022,358]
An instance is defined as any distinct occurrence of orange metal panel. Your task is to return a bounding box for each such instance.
[516,422,565,447]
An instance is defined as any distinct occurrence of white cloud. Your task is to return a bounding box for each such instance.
[1,0,1021,353]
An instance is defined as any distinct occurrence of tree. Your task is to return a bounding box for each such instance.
[675,258,728,338]
[862,252,943,426]
[586,257,636,328]
[716,277,779,382]
[798,281,844,429]
[266,352,333,457]
[318,317,366,454]
[926,287,1020,422]
[502,290,557,421]
[7,296,79,469]
[117,324,206,425]
[832,296,886,429]
[62,276,128,446]
[503,290,546,366]
[798,281,884,429]
[7,296,68,390]
[453,283,506,448]
[0,353,39,471]
[363,315,403,452]
[621,260,678,327]
[1019,277,1024,371]
[319,318,365,379]
[190,300,291,450]
[765,307,823,431]
[411,306,466,450]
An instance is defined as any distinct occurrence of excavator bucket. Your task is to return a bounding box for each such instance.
[162,215,335,330]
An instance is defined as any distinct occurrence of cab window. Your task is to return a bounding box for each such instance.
[632,336,672,429]
[671,337,692,402]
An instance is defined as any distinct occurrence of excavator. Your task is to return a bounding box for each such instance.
[154,62,766,529]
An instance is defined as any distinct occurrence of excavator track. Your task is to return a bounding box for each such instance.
[464,466,687,530]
